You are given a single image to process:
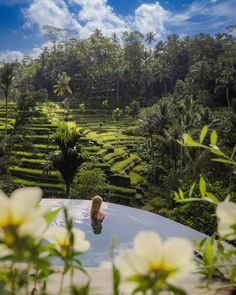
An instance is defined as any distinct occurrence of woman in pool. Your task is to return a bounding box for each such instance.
[91,195,105,235]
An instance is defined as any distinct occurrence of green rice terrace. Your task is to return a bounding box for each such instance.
[1,101,160,209]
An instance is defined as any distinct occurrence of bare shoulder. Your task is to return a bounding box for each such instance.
[97,211,105,220]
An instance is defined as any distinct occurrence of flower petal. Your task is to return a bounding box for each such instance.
[0,191,10,227]
[163,238,193,268]
[163,238,194,281]
[45,226,67,244]
[218,221,236,240]
[133,231,162,265]
[19,217,47,238]
[216,202,236,225]
[10,187,42,224]
[115,250,149,277]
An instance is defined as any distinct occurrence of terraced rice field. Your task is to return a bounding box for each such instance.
[68,105,160,207]
[0,102,65,197]
[0,101,159,208]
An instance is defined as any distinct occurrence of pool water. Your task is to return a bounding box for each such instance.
[40,199,207,267]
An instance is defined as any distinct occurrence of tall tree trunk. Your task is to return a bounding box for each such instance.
[226,86,231,110]
[3,92,8,153]
[164,79,167,96]
[66,183,71,199]
[202,78,206,106]
[116,79,119,106]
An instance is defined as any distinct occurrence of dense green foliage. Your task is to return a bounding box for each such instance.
[13,30,236,109]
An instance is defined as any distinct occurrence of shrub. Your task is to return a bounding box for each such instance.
[112,108,123,121]
[75,168,107,199]
[159,202,217,235]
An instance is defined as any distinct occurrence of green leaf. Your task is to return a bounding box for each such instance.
[204,241,214,264]
[205,192,219,204]
[212,158,233,165]
[44,208,61,224]
[112,265,120,295]
[232,145,236,158]
[199,125,208,144]
[199,177,206,197]
[211,147,226,157]
[174,192,179,200]
[189,182,196,198]
[210,130,217,147]
[167,284,187,295]
[193,239,201,251]
[230,265,236,283]
[182,134,199,147]
[176,198,202,203]
[178,189,184,200]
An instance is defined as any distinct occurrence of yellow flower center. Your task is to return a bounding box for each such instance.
[4,231,15,246]
[59,239,70,257]
[151,261,173,272]
[0,212,26,229]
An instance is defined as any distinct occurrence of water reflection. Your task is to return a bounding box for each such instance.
[40,199,207,267]
[91,219,103,235]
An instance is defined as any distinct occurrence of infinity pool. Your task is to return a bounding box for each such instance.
[40,199,207,267]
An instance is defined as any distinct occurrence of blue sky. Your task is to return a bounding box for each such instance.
[0,0,235,61]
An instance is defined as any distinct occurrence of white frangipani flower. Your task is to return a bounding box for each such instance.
[115,231,194,294]
[45,226,90,256]
[216,201,236,240]
[0,187,46,245]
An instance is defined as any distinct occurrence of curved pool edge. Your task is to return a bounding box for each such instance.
[40,198,208,267]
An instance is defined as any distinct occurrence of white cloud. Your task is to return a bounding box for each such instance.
[72,0,127,37]
[133,2,170,37]
[173,2,205,23]
[30,47,43,58]
[0,46,44,62]
[24,0,170,40]
[0,51,25,62]
[166,0,236,34]
[24,0,74,30]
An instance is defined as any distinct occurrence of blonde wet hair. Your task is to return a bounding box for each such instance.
[91,195,103,220]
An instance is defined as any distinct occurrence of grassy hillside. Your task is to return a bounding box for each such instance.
[0,100,161,208]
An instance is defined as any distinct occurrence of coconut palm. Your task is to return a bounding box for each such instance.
[54,72,72,98]
[155,100,173,135]
[189,60,211,106]
[158,128,181,170]
[156,56,174,96]
[45,123,87,198]
[145,32,156,50]
[215,64,236,110]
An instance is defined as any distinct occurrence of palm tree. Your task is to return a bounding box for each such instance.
[138,105,158,158]
[199,107,219,128]
[54,72,72,98]
[155,100,173,135]
[189,60,211,106]
[158,128,181,170]
[0,63,15,153]
[145,32,156,50]
[156,56,174,96]
[111,33,120,45]
[45,123,87,198]
[215,64,236,110]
